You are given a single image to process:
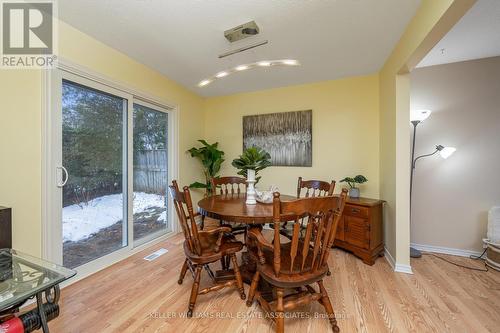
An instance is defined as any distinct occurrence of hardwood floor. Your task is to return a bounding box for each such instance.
[50,233,500,333]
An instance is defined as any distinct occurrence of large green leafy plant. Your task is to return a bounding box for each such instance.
[339,175,368,189]
[231,147,271,184]
[188,140,225,195]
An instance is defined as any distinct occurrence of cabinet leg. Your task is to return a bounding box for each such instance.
[362,258,375,265]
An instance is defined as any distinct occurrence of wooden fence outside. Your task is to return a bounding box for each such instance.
[134,149,168,194]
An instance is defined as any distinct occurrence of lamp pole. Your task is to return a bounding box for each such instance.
[410,119,445,258]
[410,120,420,200]
[409,120,422,258]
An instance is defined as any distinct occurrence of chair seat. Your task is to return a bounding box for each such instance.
[199,232,241,254]
[256,242,329,288]
[183,234,243,264]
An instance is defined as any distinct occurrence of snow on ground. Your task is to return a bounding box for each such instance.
[63,192,166,242]
[157,210,167,222]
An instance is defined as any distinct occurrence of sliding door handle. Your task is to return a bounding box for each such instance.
[56,166,69,187]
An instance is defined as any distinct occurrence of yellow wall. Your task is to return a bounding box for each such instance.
[204,75,380,198]
[0,70,43,255]
[0,21,205,257]
[379,0,473,266]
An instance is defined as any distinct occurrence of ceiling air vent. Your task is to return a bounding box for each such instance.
[224,21,260,43]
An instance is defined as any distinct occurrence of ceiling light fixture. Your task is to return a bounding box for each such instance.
[198,79,211,87]
[197,59,300,88]
[257,61,271,67]
[281,59,299,66]
[215,71,228,78]
[218,40,268,59]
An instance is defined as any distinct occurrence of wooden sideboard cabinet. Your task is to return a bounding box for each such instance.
[334,197,384,265]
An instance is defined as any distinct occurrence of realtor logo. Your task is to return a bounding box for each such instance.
[1,0,57,68]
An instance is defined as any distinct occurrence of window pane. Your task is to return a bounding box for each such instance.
[62,80,127,269]
[133,103,169,241]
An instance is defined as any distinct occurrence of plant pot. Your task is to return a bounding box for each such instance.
[246,169,257,205]
[349,188,360,198]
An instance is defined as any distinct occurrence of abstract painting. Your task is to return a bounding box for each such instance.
[243,110,312,167]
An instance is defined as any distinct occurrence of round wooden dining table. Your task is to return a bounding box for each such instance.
[197,193,296,291]
[197,193,296,225]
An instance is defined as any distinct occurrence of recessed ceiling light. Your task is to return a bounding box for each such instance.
[235,65,249,71]
[282,59,299,65]
[197,59,300,88]
[198,79,211,87]
[215,71,228,78]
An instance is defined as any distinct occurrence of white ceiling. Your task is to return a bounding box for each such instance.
[59,0,421,97]
[418,0,500,68]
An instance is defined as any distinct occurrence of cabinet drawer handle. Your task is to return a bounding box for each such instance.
[351,208,360,213]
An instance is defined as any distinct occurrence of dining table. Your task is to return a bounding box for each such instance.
[197,193,295,225]
[197,193,296,294]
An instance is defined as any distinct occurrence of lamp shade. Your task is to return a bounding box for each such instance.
[410,109,432,122]
[439,146,456,159]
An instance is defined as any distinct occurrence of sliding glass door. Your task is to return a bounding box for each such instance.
[48,69,175,273]
[61,80,128,268]
[133,102,170,243]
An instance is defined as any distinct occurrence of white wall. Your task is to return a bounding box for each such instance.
[410,56,500,252]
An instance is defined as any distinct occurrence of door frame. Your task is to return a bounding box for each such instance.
[41,58,179,281]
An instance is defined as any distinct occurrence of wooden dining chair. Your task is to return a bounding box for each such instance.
[211,176,247,195]
[296,177,336,198]
[281,177,336,239]
[211,176,248,236]
[169,180,246,317]
[246,189,348,333]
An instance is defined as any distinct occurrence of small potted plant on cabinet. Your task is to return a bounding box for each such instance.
[340,175,368,198]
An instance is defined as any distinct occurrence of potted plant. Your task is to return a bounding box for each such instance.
[231,147,271,204]
[187,140,225,196]
[340,175,368,198]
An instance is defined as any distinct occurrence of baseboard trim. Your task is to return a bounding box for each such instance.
[384,247,396,269]
[384,247,413,274]
[410,243,482,258]
[395,263,413,274]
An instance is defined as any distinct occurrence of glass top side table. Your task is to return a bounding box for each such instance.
[0,249,76,332]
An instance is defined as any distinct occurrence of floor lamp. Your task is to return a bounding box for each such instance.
[410,110,456,258]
